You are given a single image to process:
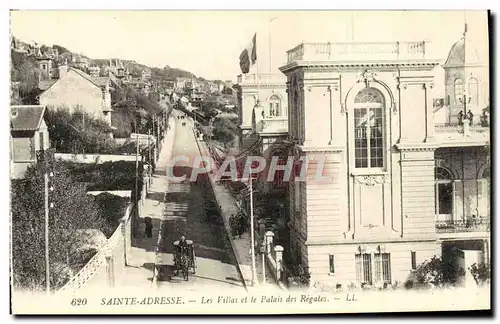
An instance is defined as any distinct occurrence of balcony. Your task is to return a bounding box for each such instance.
[257,117,288,134]
[286,41,430,64]
[436,218,490,237]
[434,122,489,147]
[237,73,287,85]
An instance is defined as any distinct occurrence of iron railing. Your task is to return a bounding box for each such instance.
[435,218,490,233]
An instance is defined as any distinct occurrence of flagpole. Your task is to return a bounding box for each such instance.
[269,17,276,74]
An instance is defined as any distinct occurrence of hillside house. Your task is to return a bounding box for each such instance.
[39,63,120,128]
[10,105,50,179]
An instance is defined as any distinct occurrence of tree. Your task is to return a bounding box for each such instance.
[11,155,108,291]
[45,106,117,154]
[211,115,238,150]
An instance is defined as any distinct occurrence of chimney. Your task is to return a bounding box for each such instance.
[59,62,68,79]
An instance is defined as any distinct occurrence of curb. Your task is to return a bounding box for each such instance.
[152,115,176,286]
[192,129,248,291]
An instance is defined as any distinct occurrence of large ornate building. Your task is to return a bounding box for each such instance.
[278,35,490,288]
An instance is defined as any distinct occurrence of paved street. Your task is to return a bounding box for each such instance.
[154,112,245,290]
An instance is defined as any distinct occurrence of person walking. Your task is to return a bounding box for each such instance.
[144,217,153,238]
[237,213,246,239]
[229,214,238,239]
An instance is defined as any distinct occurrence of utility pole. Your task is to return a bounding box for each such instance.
[148,129,151,165]
[249,176,257,286]
[261,241,266,284]
[135,134,140,206]
[38,150,54,294]
[44,172,50,294]
[156,115,160,149]
[82,113,85,156]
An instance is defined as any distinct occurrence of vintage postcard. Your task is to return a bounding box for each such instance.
[9,9,491,315]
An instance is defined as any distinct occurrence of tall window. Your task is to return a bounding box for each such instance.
[374,253,392,283]
[435,167,454,218]
[454,78,464,104]
[269,95,281,117]
[468,77,479,105]
[355,253,372,285]
[353,88,384,169]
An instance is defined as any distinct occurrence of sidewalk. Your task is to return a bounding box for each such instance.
[195,138,280,292]
[118,115,176,288]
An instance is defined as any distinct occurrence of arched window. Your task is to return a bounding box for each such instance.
[353,88,385,169]
[435,167,454,218]
[468,77,479,105]
[454,78,464,104]
[269,94,281,117]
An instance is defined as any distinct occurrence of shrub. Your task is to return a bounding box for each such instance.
[63,160,143,192]
[469,262,490,285]
[93,193,130,238]
[411,255,466,288]
[404,280,414,289]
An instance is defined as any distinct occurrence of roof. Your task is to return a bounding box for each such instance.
[443,36,487,68]
[71,67,105,88]
[10,105,46,131]
[39,79,57,91]
[93,76,111,87]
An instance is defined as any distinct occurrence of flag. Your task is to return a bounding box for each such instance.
[239,33,257,74]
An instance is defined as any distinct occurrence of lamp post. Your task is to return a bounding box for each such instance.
[249,176,258,286]
[458,89,472,133]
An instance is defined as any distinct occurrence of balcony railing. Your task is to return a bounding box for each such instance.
[258,117,288,134]
[286,41,430,63]
[237,73,287,85]
[436,218,490,234]
[434,123,490,134]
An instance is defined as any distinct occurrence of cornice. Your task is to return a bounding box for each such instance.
[396,142,438,152]
[280,60,440,73]
[238,83,287,89]
[297,144,345,153]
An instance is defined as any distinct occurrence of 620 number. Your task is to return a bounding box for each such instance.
[71,298,87,306]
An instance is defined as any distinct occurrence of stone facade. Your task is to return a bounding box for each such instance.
[280,40,490,288]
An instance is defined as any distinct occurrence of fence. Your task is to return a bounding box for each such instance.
[54,153,138,164]
[260,228,286,289]
[56,203,134,295]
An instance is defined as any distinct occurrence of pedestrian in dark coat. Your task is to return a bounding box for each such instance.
[238,213,246,238]
[229,214,238,239]
[144,217,153,238]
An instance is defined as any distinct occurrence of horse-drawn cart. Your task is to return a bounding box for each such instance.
[173,239,196,281]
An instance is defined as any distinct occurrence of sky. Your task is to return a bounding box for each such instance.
[10,10,489,81]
